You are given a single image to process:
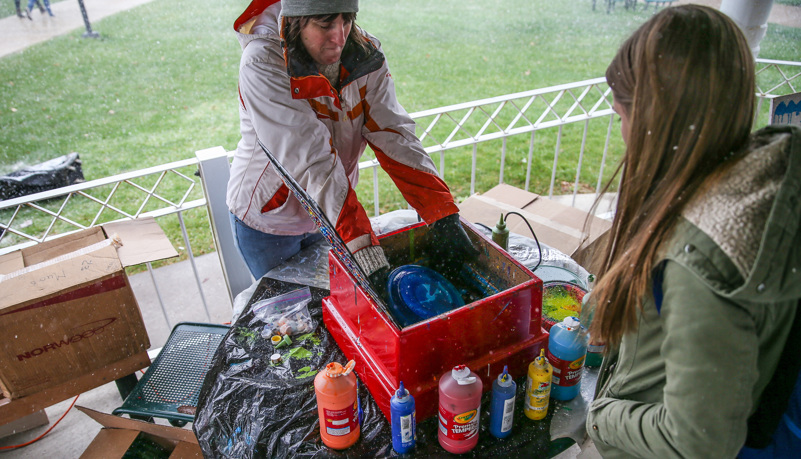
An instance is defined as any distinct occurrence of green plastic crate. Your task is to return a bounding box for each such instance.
[113,322,229,426]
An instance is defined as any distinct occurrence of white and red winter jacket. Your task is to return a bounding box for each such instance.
[226,0,458,258]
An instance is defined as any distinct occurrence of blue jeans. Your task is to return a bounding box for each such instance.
[229,212,324,280]
[27,0,51,14]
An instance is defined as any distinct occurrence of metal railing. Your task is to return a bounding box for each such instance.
[360,77,617,213]
[1,58,799,324]
[0,159,212,327]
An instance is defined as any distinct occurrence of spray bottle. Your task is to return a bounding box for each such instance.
[585,336,605,368]
[524,349,553,420]
[390,381,416,454]
[581,292,604,367]
[438,364,482,454]
[547,317,589,401]
[491,213,509,250]
[314,360,360,450]
[489,365,516,438]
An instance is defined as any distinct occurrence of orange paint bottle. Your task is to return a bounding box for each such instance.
[314,359,360,450]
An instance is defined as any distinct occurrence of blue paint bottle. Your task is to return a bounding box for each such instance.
[357,379,363,426]
[489,365,516,439]
[547,317,589,401]
[390,381,416,454]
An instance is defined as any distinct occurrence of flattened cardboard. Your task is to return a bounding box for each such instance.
[77,406,199,444]
[0,251,24,276]
[484,184,540,209]
[80,428,141,458]
[77,406,202,459]
[102,218,178,267]
[459,184,611,273]
[170,441,204,457]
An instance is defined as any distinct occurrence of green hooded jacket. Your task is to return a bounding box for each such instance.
[587,125,801,458]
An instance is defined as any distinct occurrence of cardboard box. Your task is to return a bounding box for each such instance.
[77,406,202,458]
[0,408,47,439]
[323,218,547,421]
[458,184,612,274]
[0,217,177,399]
[0,350,151,426]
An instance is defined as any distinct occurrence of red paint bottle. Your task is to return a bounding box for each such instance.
[438,364,482,454]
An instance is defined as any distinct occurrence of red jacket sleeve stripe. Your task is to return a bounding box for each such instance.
[370,142,459,224]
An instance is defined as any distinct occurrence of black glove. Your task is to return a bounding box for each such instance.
[426,213,480,276]
[367,265,390,304]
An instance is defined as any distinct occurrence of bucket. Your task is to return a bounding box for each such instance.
[541,281,587,331]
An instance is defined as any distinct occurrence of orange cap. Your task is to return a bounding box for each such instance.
[325,359,355,377]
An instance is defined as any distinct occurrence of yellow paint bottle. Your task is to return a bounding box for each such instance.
[524,349,553,420]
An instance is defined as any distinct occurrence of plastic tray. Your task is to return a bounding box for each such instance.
[113,322,229,425]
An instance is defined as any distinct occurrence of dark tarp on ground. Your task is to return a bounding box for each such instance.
[194,277,564,458]
[0,153,84,201]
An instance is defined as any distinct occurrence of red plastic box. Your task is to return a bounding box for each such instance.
[323,218,546,421]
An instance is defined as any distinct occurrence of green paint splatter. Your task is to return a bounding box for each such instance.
[295,366,318,379]
[295,332,321,346]
[286,347,313,360]
[542,284,584,323]
[236,327,259,345]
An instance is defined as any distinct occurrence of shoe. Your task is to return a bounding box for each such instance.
[46,8,54,16]
[26,7,32,20]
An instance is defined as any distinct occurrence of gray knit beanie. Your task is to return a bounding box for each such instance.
[281,0,358,17]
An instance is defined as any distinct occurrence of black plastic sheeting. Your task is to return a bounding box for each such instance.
[194,277,567,458]
[0,152,84,201]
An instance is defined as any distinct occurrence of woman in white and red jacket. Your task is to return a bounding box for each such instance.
[226,0,476,289]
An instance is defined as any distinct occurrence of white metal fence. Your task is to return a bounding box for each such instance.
[1,59,799,323]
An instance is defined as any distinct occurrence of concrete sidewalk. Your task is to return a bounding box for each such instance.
[0,0,157,59]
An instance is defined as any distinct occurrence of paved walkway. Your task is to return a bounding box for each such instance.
[0,0,157,59]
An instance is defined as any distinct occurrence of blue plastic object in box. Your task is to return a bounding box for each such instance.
[387,265,464,328]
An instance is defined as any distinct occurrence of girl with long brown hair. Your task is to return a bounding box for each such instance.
[586,5,801,457]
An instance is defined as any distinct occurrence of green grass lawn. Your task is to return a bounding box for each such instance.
[6,0,799,177]
[1,0,799,260]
